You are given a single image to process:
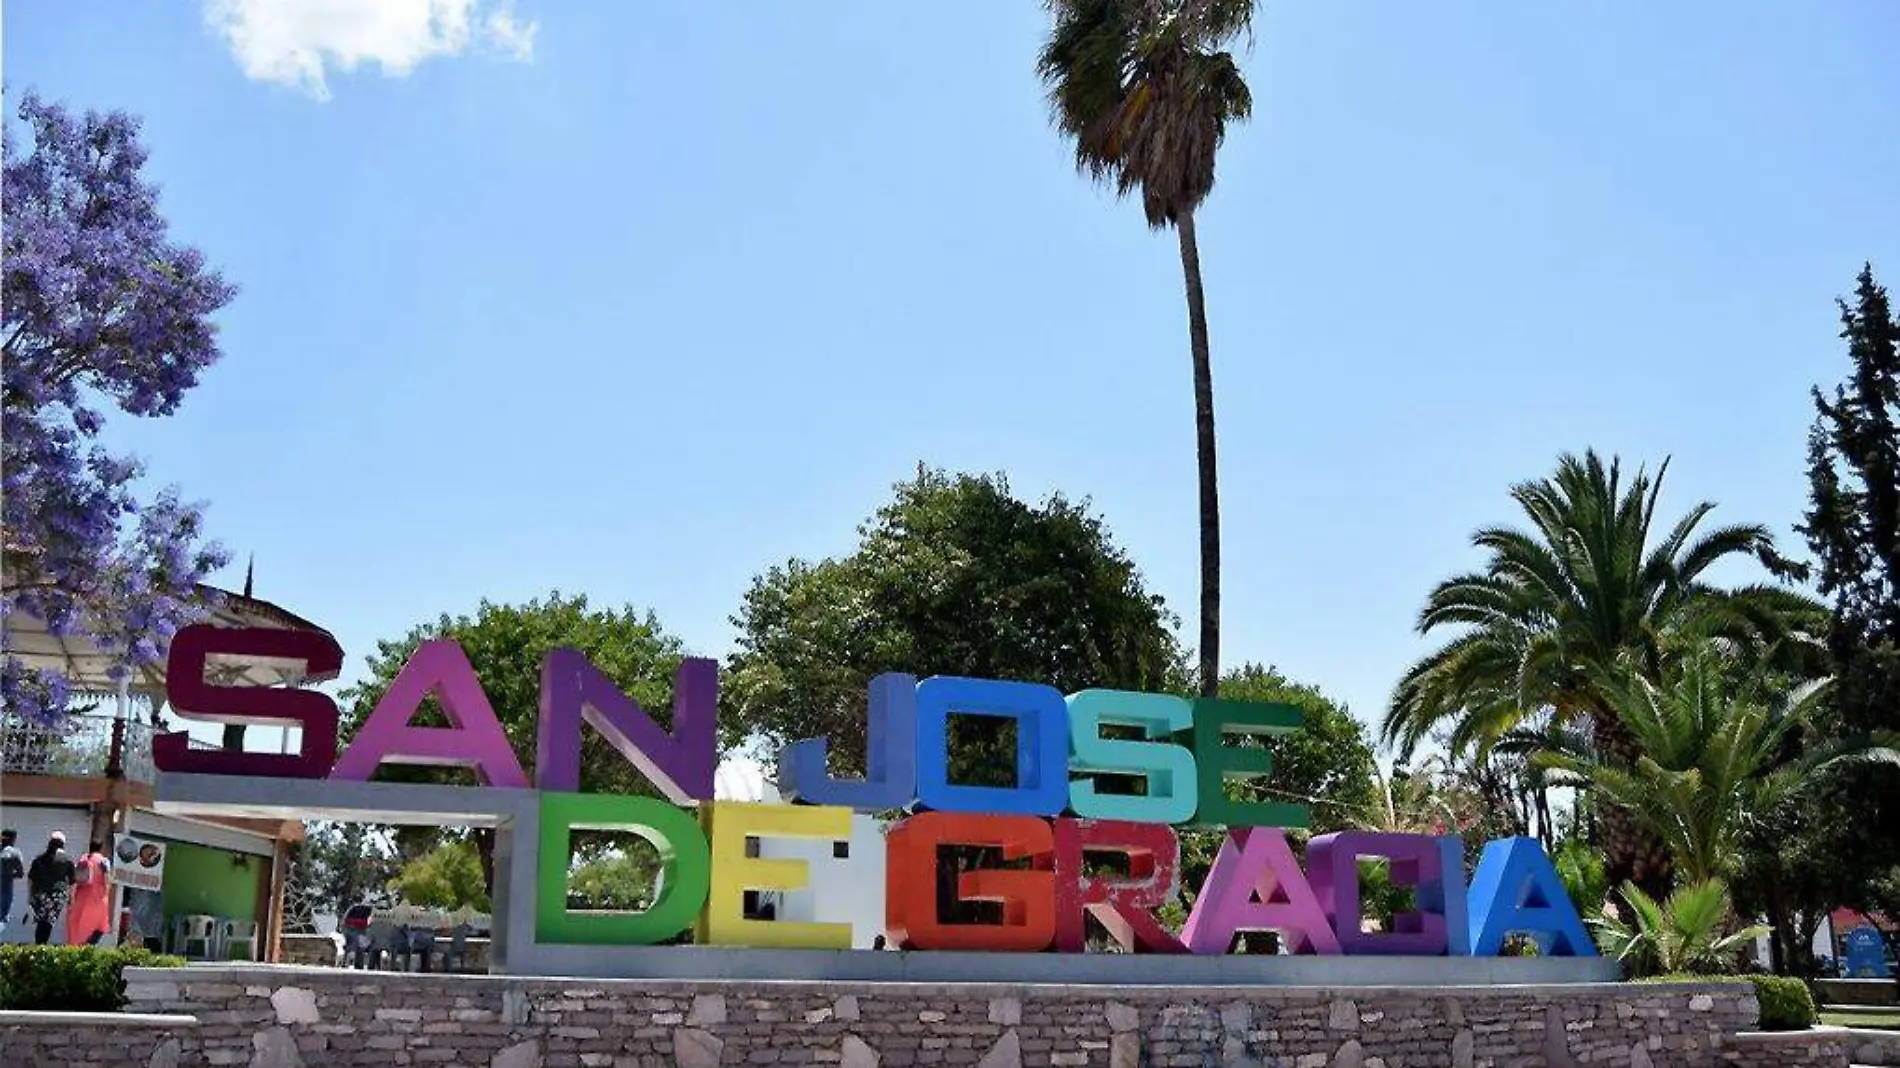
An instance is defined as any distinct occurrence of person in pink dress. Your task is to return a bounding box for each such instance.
[66,840,113,946]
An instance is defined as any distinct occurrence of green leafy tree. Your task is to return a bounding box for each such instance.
[1383,450,1820,898]
[724,468,1185,774]
[569,850,663,910]
[1594,879,1767,977]
[1798,263,1900,919]
[1037,0,1255,697]
[340,593,693,890]
[389,840,490,912]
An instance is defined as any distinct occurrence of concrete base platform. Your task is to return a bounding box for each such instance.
[501,944,1621,985]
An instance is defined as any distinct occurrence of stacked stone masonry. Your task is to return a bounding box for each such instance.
[0,965,1853,1068]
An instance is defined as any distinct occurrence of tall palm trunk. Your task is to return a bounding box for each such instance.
[1176,209,1221,698]
[1589,704,1674,899]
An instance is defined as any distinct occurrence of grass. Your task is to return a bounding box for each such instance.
[1819,1009,1900,1029]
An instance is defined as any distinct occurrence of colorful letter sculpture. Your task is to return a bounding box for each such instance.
[536,792,710,945]
[330,639,530,787]
[1066,690,1197,824]
[1180,827,1341,955]
[1306,832,1448,955]
[1181,699,1309,829]
[914,677,1069,816]
[697,802,853,949]
[1466,837,1596,957]
[779,673,918,811]
[1051,818,1187,953]
[537,650,716,801]
[153,623,1600,963]
[886,812,1055,951]
[155,625,345,778]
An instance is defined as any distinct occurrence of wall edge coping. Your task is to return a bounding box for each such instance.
[124,964,1751,999]
[0,1010,199,1028]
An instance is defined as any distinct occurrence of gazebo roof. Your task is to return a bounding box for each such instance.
[3,583,334,695]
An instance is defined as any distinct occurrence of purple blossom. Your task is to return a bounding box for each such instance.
[3,93,233,722]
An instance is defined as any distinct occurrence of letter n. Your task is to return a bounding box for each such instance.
[536,649,716,801]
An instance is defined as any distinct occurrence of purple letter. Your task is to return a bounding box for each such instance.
[537,650,716,802]
[1180,827,1341,955]
[330,640,529,788]
[1307,831,1449,955]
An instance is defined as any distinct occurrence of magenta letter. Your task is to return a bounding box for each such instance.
[536,650,716,801]
[1180,827,1341,955]
[330,640,529,788]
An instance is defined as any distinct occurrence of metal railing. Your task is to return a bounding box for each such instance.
[0,712,156,783]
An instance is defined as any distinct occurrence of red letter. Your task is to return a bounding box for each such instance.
[155,625,343,778]
[885,812,1054,952]
[1052,818,1188,953]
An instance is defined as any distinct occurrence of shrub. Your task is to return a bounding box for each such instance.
[1745,974,1816,1031]
[0,945,185,1011]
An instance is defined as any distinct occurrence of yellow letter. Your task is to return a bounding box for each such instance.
[696,801,853,948]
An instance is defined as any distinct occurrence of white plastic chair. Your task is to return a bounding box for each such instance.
[173,915,218,960]
[220,919,260,961]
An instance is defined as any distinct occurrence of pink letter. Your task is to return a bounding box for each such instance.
[536,650,716,801]
[1180,827,1341,955]
[330,640,529,788]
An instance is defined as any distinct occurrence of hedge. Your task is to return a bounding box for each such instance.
[0,944,185,1011]
[1634,973,1818,1031]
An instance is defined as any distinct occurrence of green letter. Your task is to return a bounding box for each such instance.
[1181,699,1309,829]
[536,792,711,944]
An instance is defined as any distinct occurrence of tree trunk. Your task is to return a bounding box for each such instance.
[1589,704,1674,899]
[1176,210,1222,699]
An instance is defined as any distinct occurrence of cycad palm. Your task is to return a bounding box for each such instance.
[1542,651,1899,886]
[1383,450,1821,895]
[1594,878,1768,977]
[1038,0,1253,696]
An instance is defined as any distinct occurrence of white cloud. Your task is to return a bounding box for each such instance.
[204,0,538,101]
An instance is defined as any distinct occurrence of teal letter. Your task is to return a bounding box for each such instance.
[1067,690,1197,824]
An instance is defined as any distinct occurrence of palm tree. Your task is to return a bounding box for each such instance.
[1540,649,1900,886]
[1038,0,1254,696]
[1382,450,1822,897]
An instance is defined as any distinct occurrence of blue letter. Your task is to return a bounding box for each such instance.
[1467,837,1595,957]
[915,677,1069,816]
[779,673,918,812]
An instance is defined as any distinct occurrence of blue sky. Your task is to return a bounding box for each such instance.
[7,1,1898,741]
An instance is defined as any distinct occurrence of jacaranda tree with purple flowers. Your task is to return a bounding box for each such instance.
[2,92,234,723]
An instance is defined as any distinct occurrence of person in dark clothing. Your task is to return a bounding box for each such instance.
[26,831,76,945]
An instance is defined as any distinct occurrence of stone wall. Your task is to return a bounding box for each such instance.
[1814,977,1897,1005]
[0,1010,197,1068]
[1848,1028,1900,1066]
[100,964,1790,1068]
[1715,1029,1848,1068]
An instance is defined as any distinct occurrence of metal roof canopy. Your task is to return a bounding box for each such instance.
[1,581,335,702]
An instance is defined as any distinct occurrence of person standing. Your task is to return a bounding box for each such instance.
[67,840,113,946]
[27,831,76,945]
[0,830,24,937]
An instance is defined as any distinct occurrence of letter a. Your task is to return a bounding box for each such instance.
[537,649,716,801]
[330,640,529,787]
[1180,827,1341,955]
